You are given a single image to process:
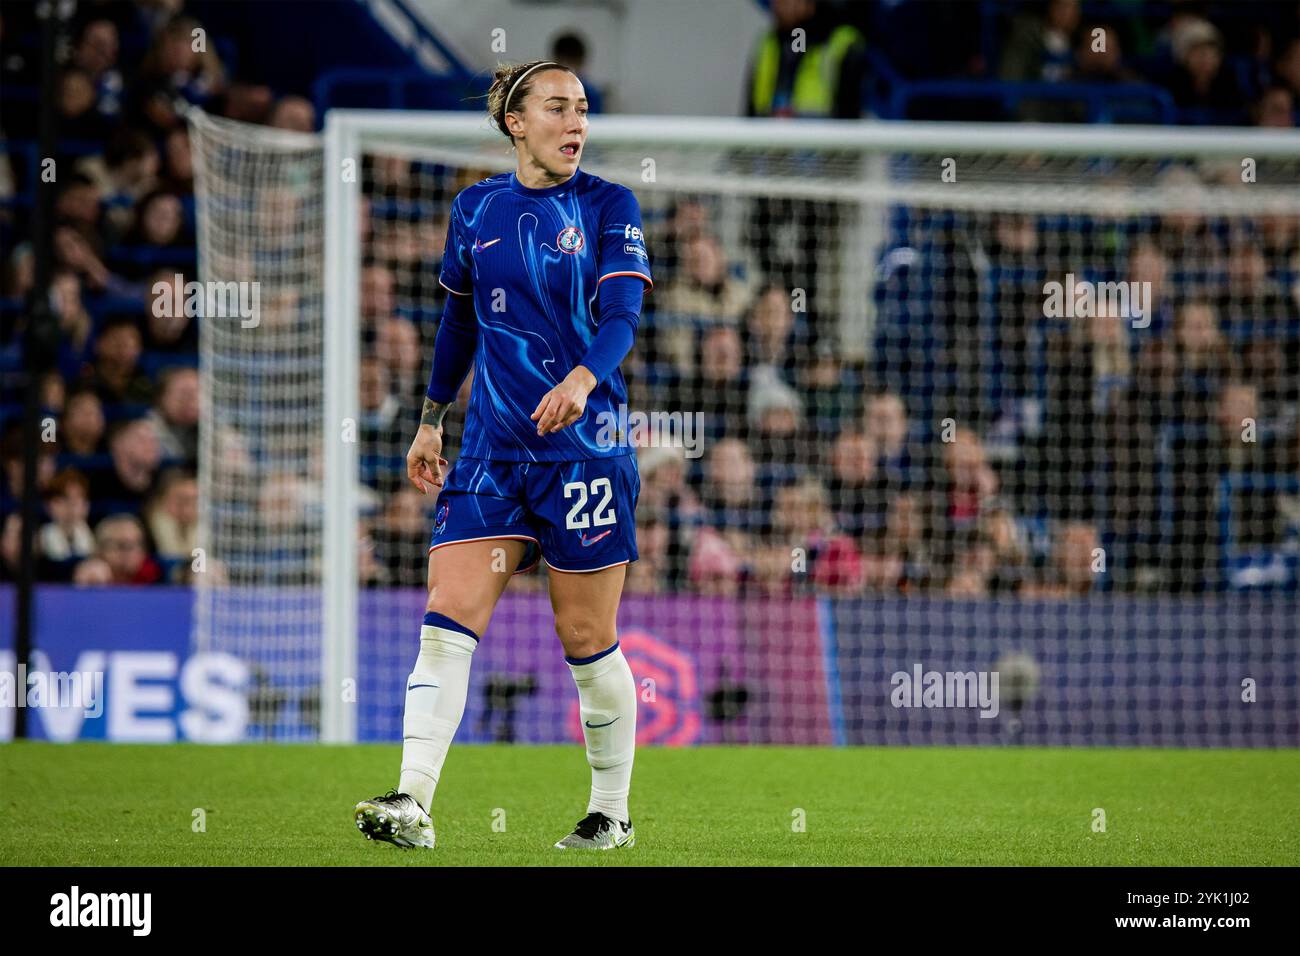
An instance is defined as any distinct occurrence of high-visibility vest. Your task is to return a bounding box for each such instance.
[750,24,863,117]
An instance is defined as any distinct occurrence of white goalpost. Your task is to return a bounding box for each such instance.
[191,108,1300,745]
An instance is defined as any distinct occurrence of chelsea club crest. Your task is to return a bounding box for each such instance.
[556,226,585,254]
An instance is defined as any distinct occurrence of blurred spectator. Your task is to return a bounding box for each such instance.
[979,504,1031,593]
[361,263,397,327]
[160,127,194,193]
[71,555,114,586]
[990,211,1041,265]
[827,427,889,540]
[54,175,103,237]
[3,508,74,582]
[372,221,426,293]
[744,0,866,119]
[70,18,123,119]
[864,392,915,488]
[147,366,199,463]
[86,418,162,512]
[144,270,199,354]
[945,548,992,595]
[1213,382,1282,548]
[1125,238,1174,334]
[1040,301,1131,520]
[1259,213,1300,278]
[1173,300,1236,407]
[699,437,766,534]
[769,477,865,593]
[3,244,35,299]
[257,472,311,535]
[1273,36,1300,98]
[798,341,854,440]
[862,491,930,592]
[123,189,187,250]
[1223,236,1300,417]
[373,487,432,587]
[928,427,1000,569]
[637,444,702,590]
[374,317,424,402]
[93,512,162,585]
[53,223,128,294]
[41,371,67,417]
[1068,22,1140,86]
[1252,85,1295,127]
[1128,299,1227,426]
[1215,380,1263,467]
[131,15,226,133]
[673,324,749,442]
[82,316,153,405]
[211,424,255,484]
[358,525,393,588]
[57,67,114,140]
[39,468,95,572]
[220,82,276,125]
[268,95,316,132]
[749,536,797,595]
[638,444,701,517]
[60,389,107,457]
[1025,521,1100,597]
[749,368,810,479]
[1,513,31,582]
[688,524,747,596]
[743,284,800,383]
[551,32,604,114]
[1167,18,1244,118]
[360,354,400,441]
[1111,304,1237,591]
[144,467,198,562]
[51,269,94,378]
[652,197,710,282]
[372,154,418,200]
[1,423,57,505]
[78,128,160,241]
[626,508,670,594]
[941,509,1027,597]
[1000,0,1080,84]
[658,233,753,374]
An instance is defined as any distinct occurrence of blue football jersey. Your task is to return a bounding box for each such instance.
[438,168,653,461]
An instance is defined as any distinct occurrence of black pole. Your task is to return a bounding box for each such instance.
[14,0,73,738]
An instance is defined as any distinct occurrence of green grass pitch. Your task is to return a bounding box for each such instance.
[2,743,1296,866]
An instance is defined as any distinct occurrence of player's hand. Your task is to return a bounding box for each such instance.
[406,424,449,495]
[531,366,597,436]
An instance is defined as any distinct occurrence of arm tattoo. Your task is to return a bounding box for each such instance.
[421,397,450,429]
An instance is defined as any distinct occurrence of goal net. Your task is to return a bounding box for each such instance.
[190,114,326,740]
[190,109,1300,745]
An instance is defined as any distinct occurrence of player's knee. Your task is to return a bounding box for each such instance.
[425,593,484,636]
[554,614,613,659]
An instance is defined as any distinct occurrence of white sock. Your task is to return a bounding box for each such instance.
[398,619,477,813]
[566,643,637,823]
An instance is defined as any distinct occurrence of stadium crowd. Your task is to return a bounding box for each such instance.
[0,0,315,585]
[822,0,1300,125]
[2,0,1298,595]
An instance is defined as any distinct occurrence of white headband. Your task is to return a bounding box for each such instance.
[503,61,559,119]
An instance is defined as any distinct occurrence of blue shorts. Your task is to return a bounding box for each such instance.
[428,455,640,574]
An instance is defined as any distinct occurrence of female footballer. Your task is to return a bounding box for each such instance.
[354,60,650,851]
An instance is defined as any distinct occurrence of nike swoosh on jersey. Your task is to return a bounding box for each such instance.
[580,530,613,547]
[473,238,501,252]
[585,716,620,728]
